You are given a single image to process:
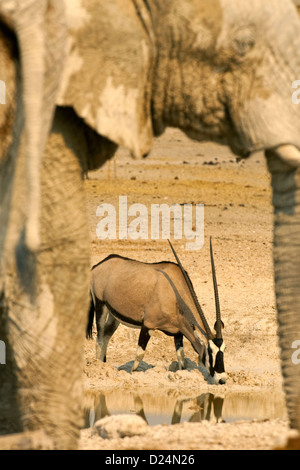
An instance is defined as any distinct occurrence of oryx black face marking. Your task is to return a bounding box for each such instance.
[212,339,225,373]
[207,339,226,383]
[215,350,225,374]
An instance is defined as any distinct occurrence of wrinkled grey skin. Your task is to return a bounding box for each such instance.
[1,0,300,449]
[0,0,86,450]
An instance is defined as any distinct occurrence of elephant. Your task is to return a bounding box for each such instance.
[1,0,300,450]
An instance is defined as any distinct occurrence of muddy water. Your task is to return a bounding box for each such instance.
[83,390,287,429]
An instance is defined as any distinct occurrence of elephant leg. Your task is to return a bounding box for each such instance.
[32,115,91,448]
[0,115,90,448]
[267,152,300,431]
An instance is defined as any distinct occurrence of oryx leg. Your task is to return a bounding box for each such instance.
[174,332,185,370]
[131,325,152,373]
[95,301,119,361]
[171,399,184,425]
[134,396,148,424]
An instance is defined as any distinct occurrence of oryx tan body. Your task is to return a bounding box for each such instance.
[92,257,203,339]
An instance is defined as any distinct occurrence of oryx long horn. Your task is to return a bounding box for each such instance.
[210,237,223,339]
[168,240,214,340]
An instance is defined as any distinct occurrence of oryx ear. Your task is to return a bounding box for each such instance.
[214,321,225,331]
[57,0,154,159]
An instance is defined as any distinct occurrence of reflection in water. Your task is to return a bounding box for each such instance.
[171,394,224,425]
[85,391,273,429]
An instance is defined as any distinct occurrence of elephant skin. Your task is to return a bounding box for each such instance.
[1,0,300,450]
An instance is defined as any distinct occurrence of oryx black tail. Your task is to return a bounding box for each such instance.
[86,292,95,339]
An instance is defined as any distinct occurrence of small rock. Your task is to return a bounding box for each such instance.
[94,414,148,439]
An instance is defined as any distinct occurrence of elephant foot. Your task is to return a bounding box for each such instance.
[0,430,53,450]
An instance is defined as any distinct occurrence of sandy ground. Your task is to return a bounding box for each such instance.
[79,128,296,450]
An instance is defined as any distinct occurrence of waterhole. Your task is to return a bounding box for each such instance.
[83,390,287,429]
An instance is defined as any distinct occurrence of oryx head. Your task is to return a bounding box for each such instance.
[168,238,227,385]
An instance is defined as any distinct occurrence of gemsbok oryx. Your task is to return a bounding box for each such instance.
[87,239,227,385]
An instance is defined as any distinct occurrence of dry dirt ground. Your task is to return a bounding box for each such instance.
[79,128,297,450]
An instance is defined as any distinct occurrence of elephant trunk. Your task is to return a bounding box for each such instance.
[267,149,300,430]
[13,0,66,251]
